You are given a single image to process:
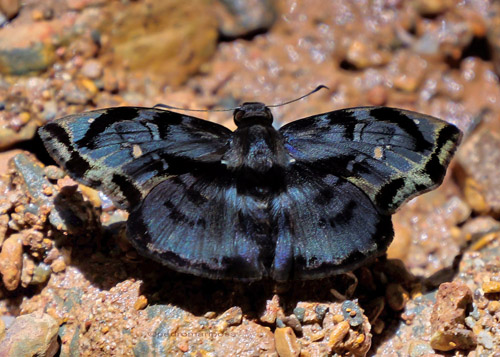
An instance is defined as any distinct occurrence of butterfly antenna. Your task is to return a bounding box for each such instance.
[153,103,237,112]
[154,85,329,112]
[267,85,329,108]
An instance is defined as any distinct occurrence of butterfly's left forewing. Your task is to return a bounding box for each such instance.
[39,107,232,209]
[279,106,462,214]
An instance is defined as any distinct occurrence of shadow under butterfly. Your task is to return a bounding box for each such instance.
[38,97,462,282]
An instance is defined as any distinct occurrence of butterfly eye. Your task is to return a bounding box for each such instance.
[233,109,245,126]
[233,103,273,127]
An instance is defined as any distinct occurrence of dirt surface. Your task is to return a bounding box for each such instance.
[1,0,500,356]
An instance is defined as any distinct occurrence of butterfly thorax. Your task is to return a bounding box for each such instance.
[223,123,291,176]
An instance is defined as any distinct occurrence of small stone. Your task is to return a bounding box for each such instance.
[134,295,148,310]
[216,0,276,39]
[463,178,489,214]
[260,294,281,324]
[31,263,51,284]
[328,320,350,349]
[414,0,452,16]
[487,301,500,313]
[281,314,302,333]
[20,254,35,287]
[430,282,476,351]
[0,0,20,20]
[50,258,66,273]
[274,327,300,357]
[366,85,388,106]
[0,318,5,340]
[385,283,410,311]
[103,68,120,93]
[0,234,23,290]
[0,22,56,75]
[477,330,494,350]
[217,307,242,327]
[482,281,500,294]
[0,214,9,245]
[0,312,59,357]
[341,300,364,327]
[457,128,500,215]
[292,307,305,322]
[295,302,328,324]
[61,81,93,105]
[81,59,103,79]
[407,340,434,357]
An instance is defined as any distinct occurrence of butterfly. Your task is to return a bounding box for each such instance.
[38,103,462,281]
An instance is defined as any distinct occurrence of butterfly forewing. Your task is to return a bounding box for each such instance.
[38,107,231,209]
[279,106,463,214]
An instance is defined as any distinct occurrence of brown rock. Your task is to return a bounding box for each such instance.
[0,22,57,75]
[328,320,350,350]
[133,295,148,310]
[50,257,66,273]
[0,312,59,357]
[103,0,218,86]
[260,294,282,324]
[482,281,500,294]
[414,0,453,16]
[0,214,9,245]
[275,327,300,357]
[457,128,500,216]
[430,282,476,351]
[0,234,23,290]
[0,0,20,19]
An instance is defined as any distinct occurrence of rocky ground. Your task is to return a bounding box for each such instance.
[0,0,500,356]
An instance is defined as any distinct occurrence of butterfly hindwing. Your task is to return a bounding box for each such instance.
[271,164,393,281]
[38,107,232,209]
[279,106,462,213]
[127,171,272,280]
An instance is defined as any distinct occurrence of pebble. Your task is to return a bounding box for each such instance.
[0,318,4,339]
[61,81,94,105]
[366,85,388,106]
[281,315,302,333]
[50,257,66,273]
[133,295,148,310]
[292,307,305,322]
[260,294,281,324]
[0,234,23,290]
[407,340,434,356]
[477,330,494,350]
[217,0,276,39]
[430,282,476,351]
[0,312,59,357]
[414,0,452,16]
[31,263,51,284]
[482,281,500,294]
[0,0,20,20]
[81,59,103,79]
[457,128,500,215]
[0,22,56,75]
[0,214,9,245]
[328,320,350,349]
[341,300,363,327]
[274,327,300,357]
[104,0,218,86]
[217,306,242,327]
[295,302,328,324]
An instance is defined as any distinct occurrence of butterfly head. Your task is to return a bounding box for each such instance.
[233,102,273,127]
